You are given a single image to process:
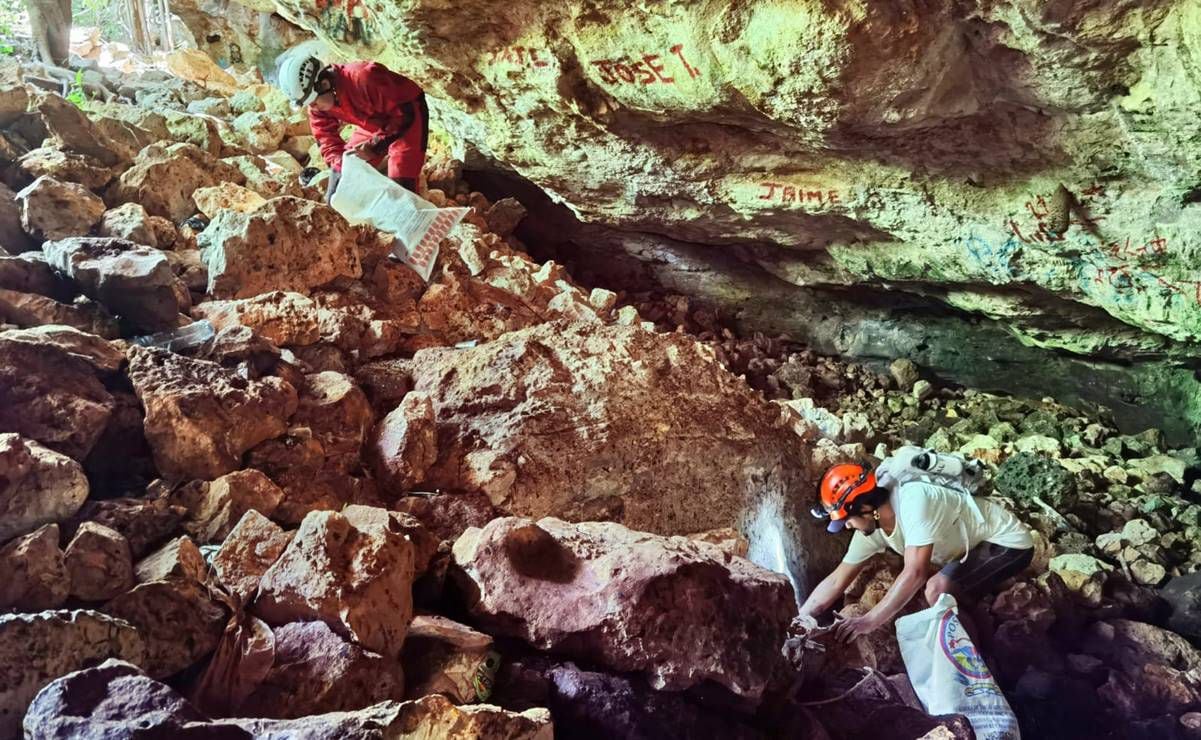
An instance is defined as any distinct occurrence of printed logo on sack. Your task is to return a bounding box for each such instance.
[938,610,992,681]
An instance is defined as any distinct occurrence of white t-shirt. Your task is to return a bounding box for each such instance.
[842,481,1033,566]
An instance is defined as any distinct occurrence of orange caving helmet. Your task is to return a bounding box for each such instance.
[812,463,877,533]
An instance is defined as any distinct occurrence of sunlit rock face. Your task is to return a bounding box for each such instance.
[220,0,1201,439]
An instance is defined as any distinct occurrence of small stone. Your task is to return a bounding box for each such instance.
[912,379,933,402]
[211,510,293,604]
[958,434,1003,464]
[176,469,285,544]
[63,521,134,601]
[15,176,105,241]
[1014,434,1062,457]
[1103,466,1128,485]
[192,182,267,219]
[369,392,438,496]
[1048,553,1113,607]
[889,358,920,391]
[253,506,417,658]
[0,433,90,544]
[0,524,68,610]
[1131,559,1167,586]
[193,290,322,347]
[1121,518,1158,548]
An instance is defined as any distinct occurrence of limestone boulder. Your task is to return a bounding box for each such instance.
[192,181,268,219]
[392,491,498,545]
[369,392,438,496]
[103,536,228,677]
[402,615,496,704]
[174,468,285,543]
[127,346,298,480]
[452,516,796,703]
[231,111,287,154]
[0,524,68,611]
[193,290,321,346]
[22,660,551,739]
[397,321,844,589]
[212,510,293,604]
[0,434,89,544]
[254,506,418,659]
[63,522,134,602]
[29,90,124,167]
[1083,619,1201,720]
[0,253,67,296]
[41,237,190,331]
[0,612,146,739]
[239,620,406,718]
[0,289,119,337]
[0,182,35,252]
[108,142,245,222]
[186,97,232,117]
[0,325,123,374]
[200,197,362,299]
[1049,553,1113,608]
[246,430,378,525]
[15,176,106,241]
[68,497,186,560]
[292,371,375,474]
[17,147,114,191]
[98,203,181,250]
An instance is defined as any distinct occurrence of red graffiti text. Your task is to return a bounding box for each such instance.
[590,43,700,86]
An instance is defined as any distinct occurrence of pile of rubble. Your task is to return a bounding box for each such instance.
[0,55,849,740]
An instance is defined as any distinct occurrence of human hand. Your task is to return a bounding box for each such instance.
[347,139,382,159]
[833,613,881,643]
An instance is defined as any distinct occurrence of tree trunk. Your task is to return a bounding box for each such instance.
[127,0,150,53]
[25,0,72,67]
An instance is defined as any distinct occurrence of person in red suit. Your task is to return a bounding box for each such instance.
[279,55,428,200]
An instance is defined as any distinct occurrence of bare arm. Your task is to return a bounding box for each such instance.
[798,560,865,618]
[834,544,932,642]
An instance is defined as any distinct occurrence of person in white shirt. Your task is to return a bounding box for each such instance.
[800,460,1034,643]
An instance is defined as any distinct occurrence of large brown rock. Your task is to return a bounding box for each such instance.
[192,290,321,346]
[212,510,293,604]
[402,615,495,703]
[29,90,125,167]
[293,371,374,474]
[399,321,843,589]
[369,392,437,496]
[127,346,298,480]
[1084,619,1201,720]
[17,147,114,191]
[0,253,68,297]
[173,469,285,544]
[452,516,795,703]
[69,497,187,560]
[0,182,35,253]
[0,524,68,611]
[41,237,189,331]
[0,288,120,337]
[254,506,417,659]
[63,522,134,602]
[0,611,146,739]
[0,325,124,374]
[200,197,362,299]
[97,203,182,251]
[0,336,114,459]
[239,620,406,719]
[0,434,89,544]
[103,536,228,678]
[15,176,106,241]
[107,142,245,222]
[22,660,552,739]
[245,430,381,525]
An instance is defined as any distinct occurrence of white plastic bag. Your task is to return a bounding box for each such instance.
[330,154,469,281]
[896,593,1021,740]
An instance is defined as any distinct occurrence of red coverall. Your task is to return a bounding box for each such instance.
[309,62,428,181]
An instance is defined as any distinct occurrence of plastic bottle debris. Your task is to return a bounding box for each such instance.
[131,320,215,352]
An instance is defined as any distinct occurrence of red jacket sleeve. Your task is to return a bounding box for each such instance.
[309,107,346,171]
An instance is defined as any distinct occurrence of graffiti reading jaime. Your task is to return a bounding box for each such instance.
[591,43,700,86]
[758,181,841,207]
[316,0,377,45]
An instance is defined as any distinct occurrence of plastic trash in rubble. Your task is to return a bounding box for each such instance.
[131,320,215,353]
[330,153,469,281]
[896,593,1021,740]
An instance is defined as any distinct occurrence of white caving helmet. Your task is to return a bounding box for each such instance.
[278,54,324,107]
